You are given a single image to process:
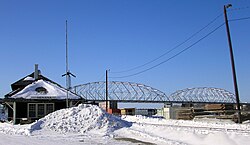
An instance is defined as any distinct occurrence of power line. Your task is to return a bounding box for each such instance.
[96,73,105,82]
[110,6,248,78]
[110,13,223,74]
[110,23,225,79]
[229,16,250,22]
[229,6,250,12]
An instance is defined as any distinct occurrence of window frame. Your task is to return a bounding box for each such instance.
[28,103,54,118]
[28,103,36,118]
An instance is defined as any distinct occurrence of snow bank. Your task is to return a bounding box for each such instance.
[30,104,131,136]
[0,123,31,136]
[119,115,250,145]
[122,115,250,131]
[1,110,250,145]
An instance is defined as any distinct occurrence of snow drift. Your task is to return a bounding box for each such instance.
[30,104,131,135]
[1,105,250,145]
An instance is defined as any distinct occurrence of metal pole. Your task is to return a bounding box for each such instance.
[66,20,69,108]
[106,70,108,112]
[224,4,242,123]
[62,20,76,108]
[13,102,16,125]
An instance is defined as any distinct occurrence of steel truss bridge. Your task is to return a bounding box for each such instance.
[72,81,243,104]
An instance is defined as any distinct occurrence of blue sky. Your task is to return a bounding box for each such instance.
[0,0,249,102]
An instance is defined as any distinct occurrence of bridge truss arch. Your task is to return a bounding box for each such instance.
[72,81,171,102]
[169,87,236,104]
[73,82,237,104]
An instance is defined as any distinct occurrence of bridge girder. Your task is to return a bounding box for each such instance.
[169,87,236,103]
[73,82,237,104]
[73,81,170,102]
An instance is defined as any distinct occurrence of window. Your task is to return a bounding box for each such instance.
[46,104,54,114]
[37,104,45,118]
[28,104,36,118]
[28,103,54,118]
[35,87,48,94]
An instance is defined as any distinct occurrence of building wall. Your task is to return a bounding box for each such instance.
[16,102,28,120]
[135,109,148,116]
[107,108,121,115]
[157,108,171,119]
[6,102,28,124]
[99,101,118,110]
[6,101,69,124]
[120,108,135,115]
[55,102,66,110]
[135,109,157,116]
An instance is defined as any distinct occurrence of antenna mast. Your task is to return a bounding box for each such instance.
[66,20,69,78]
[62,20,76,108]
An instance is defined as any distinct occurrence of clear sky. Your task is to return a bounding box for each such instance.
[0,0,249,102]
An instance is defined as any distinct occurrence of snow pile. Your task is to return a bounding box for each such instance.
[0,123,30,136]
[30,104,130,135]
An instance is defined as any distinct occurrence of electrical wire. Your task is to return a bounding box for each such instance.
[229,16,250,22]
[110,23,225,79]
[111,6,249,74]
[96,73,105,82]
[229,6,250,12]
[110,13,223,74]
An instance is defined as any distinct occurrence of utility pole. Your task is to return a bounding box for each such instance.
[105,70,108,112]
[224,4,242,123]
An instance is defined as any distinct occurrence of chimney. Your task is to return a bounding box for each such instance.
[34,64,39,80]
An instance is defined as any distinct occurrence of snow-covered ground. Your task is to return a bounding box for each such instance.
[0,104,249,145]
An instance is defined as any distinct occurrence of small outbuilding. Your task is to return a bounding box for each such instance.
[4,64,83,124]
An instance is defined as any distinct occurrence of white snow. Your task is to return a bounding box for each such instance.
[23,76,35,81]
[30,104,129,135]
[0,104,249,145]
[11,79,80,99]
